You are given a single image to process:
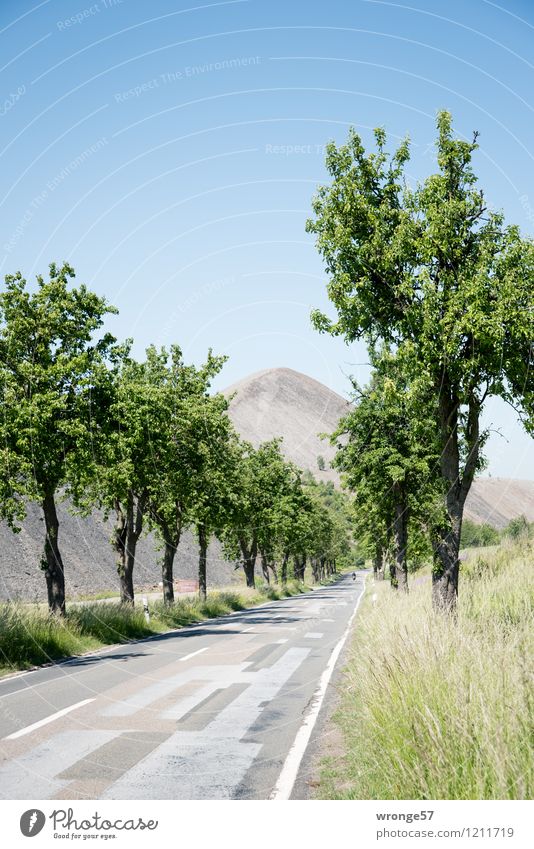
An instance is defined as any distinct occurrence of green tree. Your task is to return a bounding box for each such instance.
[142,346,227,604]
[308,112,534,610]
[271,475,310,584]
[0,263,118,614]
[460,519,500,548]
[504,514,530,541]
[332,348,438,591]
[222,439,296,588]
[92,351,159,605]
[185,394,239,601]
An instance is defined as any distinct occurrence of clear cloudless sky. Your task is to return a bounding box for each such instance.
[0,0,532,478]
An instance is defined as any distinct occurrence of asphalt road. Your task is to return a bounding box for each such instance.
[0,574,365,800]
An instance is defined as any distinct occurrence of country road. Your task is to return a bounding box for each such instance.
[0,574,365,800]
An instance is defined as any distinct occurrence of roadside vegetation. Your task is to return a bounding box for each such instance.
[309,111,533,611]
[0,581,308,674]
[0,266,355,615]
[316,538,534,800]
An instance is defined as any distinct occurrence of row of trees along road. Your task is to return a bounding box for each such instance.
[309,112,533,612]
[0,264,353,614]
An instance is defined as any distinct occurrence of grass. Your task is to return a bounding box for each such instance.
[0,580,308,674]
[317,540,534,800]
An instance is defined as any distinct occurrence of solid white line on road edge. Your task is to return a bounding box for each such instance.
[270,578,366,800]
[4,698,95,740]
[179,647,209,663]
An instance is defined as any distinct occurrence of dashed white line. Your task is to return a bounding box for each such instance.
[4,698,95,740]
[275,639,288,644]
[179,647,209,663]
[304,632,323,639]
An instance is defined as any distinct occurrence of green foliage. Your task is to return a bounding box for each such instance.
[504,514,531,540]
[461,518,500,548]
[308,112,534,601]
[332,347,438,580]
[143,345,227,541]
[0,263,119,525]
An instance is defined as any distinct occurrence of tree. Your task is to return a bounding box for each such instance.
[460,519,500,548]
[331,347,438,591]
[185,394,239,601]
[91,350,159,605]
[270,474,310,584]
[307,112,534,611]
[222,439,296,588]
[0,263,118,614]
[142,346,227,604]
[504,515,530,541]
[301,476,355,577]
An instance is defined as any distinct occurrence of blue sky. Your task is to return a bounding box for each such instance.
[0,0,532,478]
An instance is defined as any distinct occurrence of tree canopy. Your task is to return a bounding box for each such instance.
[308,111,534,609]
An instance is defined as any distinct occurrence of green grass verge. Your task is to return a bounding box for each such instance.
[0,581,308,675]
[316,543,534,800]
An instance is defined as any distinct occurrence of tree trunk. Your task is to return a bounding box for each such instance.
[281,551,289,584]
[294,554,306,582]
[42,490,66,616]
[392,494,409,592]
[373,545,384,581]
[162,539,176,605]
[198,524,208,601]
[260,550,270,584]
[240,535,257,588]
[113,490,146,605]
[432,520,462,612]
[433,387,480,612]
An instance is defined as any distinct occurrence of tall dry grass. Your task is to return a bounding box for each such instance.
[0,581,308,673]
[319,540,534,799]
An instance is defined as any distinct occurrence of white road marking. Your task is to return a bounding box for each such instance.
[241,626,255,633]
[275,639,288,644]
[4,698,95,740]
[304,632,323,639]
[0,729,117,799]
[103,664,250,717]
[180,647,209,663]
[271,579,366,800]
[104,648,310,799]
[321,618,335,622]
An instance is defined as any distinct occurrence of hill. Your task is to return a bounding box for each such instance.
[225,367,534,528]
[224,367,350,484]
[0,505,238,603]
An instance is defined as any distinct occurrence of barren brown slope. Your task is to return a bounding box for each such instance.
[224,367,350,483]
[464,478,534,529]
[224,367,534,528]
